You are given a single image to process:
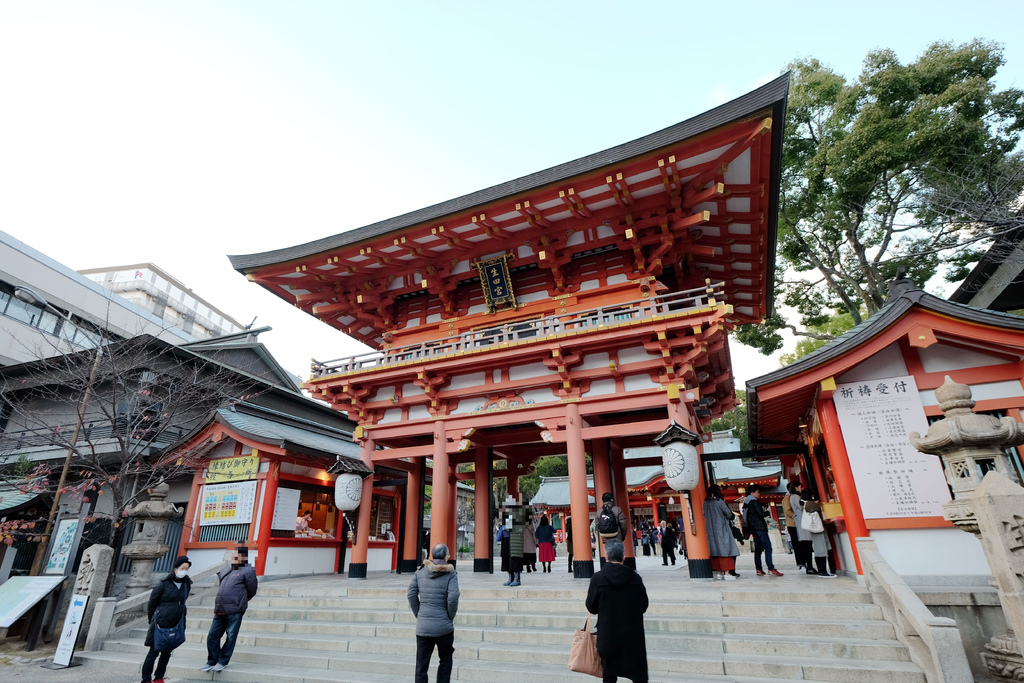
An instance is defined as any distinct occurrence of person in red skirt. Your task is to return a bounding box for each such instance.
[535,515,557,572]
[703,484,740,581]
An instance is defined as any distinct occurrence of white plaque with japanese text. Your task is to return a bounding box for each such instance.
[832,374,951,519]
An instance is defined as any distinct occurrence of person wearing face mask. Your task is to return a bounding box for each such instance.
[141,555,192,683]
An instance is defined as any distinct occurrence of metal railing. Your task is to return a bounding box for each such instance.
[311,282,725,377]
[0,420,189,452]
[856,538,972,683]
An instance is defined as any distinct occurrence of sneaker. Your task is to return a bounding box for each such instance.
[199,663,215,672]
[755,569,766,576]
[819,572,838,578]
[510,579,521,587]
[211,663,226,671]
[502,578,513,586]
[806,567,819,575]
[728,570,741,578]
[723,574,737,581]
[153,679,165,683]
[768,569,784,577]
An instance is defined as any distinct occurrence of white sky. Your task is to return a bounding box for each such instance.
[1,1,1021,388]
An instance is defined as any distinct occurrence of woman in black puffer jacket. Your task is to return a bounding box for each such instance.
[141,555,192,683]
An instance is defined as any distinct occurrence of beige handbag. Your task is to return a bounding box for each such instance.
[568,615,603,677]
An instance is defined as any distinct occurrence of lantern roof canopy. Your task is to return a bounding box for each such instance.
[746,278,1024,445]
[654,421,701,447]
[228,74,790,336]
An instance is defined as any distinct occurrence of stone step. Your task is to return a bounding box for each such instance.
[249,585,876,605]
[94,639,926,683]
[182,610,897,640]
[75,649,911,683]
[142,622,908,661]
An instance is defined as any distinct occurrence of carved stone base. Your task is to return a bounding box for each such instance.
[942,498,980,536]
[981,632,1023,683]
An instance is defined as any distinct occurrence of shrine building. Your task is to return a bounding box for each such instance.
[228,75,789,579]
[747,278,1024,582]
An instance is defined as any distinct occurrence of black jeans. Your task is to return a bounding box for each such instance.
[787,527,806,566]
[752,531,774,571]
[415,631,455,683]
[206,612,245,666]
[662,545,675,565]
[141,647,172,681]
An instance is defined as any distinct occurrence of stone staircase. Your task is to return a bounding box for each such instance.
[78,570,926,683]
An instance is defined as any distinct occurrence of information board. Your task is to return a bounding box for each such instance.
[832,374,951,519]
[200,480,258,526]
[45,518,80,575]
[52,594,88,666]
[205,453,260,484]
[0,576,64,628]
[271,487,302,531]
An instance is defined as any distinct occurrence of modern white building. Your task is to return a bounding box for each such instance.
[79,263,245,341]
[0,231,198,366]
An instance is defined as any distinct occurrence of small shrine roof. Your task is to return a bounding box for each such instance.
[746,280,1024,444]
[216,404,369,474]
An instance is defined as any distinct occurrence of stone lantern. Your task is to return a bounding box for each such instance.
[908,377,1024,682]
[120,482,182,597]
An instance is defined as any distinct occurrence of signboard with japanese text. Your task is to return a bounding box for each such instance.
[0,576,64,627]
[472,254,517,314]
[271,487,302,531]
[200,480,258,526]
[45,519,79,575]
[52,594,88,666]
[205,453,260,483]
[832,374,951,519]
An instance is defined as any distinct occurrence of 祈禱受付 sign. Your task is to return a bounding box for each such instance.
[832,375,951,519]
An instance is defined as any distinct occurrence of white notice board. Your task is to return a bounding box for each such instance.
[200,480,258,526]
[832,374,951,519]
[0,576,64,628]
[53,593,88,666]
[271,487,302,531]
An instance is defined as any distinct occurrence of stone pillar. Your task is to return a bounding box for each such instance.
[909,377,1024,683]
[120,483,181,597]
[72,544,113,647]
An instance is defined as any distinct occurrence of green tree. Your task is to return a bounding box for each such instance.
[707,389,750,451]
[737,40,1024,354]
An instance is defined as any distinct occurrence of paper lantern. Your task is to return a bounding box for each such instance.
[661,441,700,491]
[334,473,363,510]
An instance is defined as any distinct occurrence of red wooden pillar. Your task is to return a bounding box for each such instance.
[401,459,422,572]
[429,420,449,552]
[817,398,868,574]
[507,466,520,502]
[609,442,637,567]
[176,470,205,557]
[669,400,711,579]
[473,444,492,572]
[255,461,278,576]
[349,436,375,579]
[566,401,594,577]
[592,439,612,563]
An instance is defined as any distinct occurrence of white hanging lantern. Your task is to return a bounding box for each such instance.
[654,421,702,492]
[334,473,363,511]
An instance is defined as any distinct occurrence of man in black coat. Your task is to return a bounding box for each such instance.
[585,540,649,683]
[659,520,677,566]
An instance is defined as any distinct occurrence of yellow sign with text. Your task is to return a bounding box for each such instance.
[205,452,260,483]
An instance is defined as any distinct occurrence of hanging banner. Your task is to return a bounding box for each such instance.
[205,453,260,483]
[200,480,258,526]
[472,254,517,314]
[832,374,951,519]
[52,594,88,667]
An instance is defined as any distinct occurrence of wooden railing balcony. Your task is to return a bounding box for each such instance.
[310,282,725,378]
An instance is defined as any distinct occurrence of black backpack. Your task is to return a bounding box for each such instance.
[597,503,618,535]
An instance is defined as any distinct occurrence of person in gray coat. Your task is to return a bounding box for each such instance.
[408,543,461,683]
[703,484,741,580]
